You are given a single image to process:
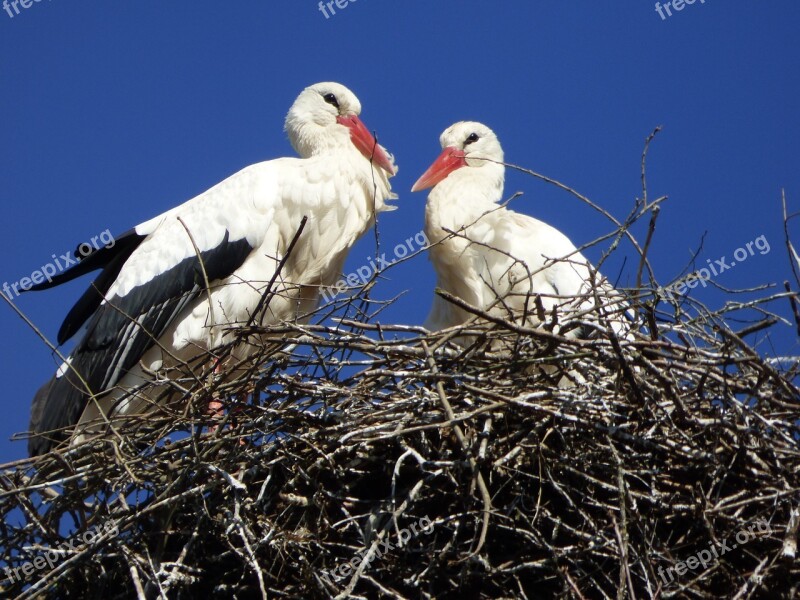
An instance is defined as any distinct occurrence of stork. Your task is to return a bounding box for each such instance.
[27,82,397,456]
[412,121,629,339]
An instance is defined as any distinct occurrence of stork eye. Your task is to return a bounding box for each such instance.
[465,133,480,145]
[323,93,340,110]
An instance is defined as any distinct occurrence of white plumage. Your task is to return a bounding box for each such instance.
[28,82,396,455]
[413,121,628,338]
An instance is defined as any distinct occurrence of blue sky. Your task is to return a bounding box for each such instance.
[1,1,798,462]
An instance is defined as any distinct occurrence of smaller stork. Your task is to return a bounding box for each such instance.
[412,121,630,339]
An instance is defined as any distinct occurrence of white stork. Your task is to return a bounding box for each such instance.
[412,121,629,339]
[27,82,397,456]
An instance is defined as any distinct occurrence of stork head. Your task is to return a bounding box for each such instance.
[285,82,396,175]
[411,122,503,192]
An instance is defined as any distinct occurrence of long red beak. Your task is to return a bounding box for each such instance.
[411,147,467,192]
[337,115,395,175]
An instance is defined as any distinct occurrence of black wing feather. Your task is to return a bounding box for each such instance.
[28,232,254,456]
[26,228,146,293]
[23,228,148,344]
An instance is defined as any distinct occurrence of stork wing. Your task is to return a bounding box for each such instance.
[25,228,149,344]
[28,162,281,455]
[495,210,632,336]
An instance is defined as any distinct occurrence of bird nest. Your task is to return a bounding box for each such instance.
[2,283,799,599]
[2,150,799,599]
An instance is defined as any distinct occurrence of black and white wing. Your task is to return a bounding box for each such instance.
[28,163,276,455]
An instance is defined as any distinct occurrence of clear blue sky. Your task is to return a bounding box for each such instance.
[1,1,798,462]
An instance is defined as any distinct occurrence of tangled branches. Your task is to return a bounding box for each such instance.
[1,286,798,598]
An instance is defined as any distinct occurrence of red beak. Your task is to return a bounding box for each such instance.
[337,115,395,175]
[411,147,467,192]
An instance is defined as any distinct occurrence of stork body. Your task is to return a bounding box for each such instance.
[28,82,396,455]
[413,122,627,336]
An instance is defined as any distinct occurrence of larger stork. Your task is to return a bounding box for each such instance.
[27,82,396,456]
